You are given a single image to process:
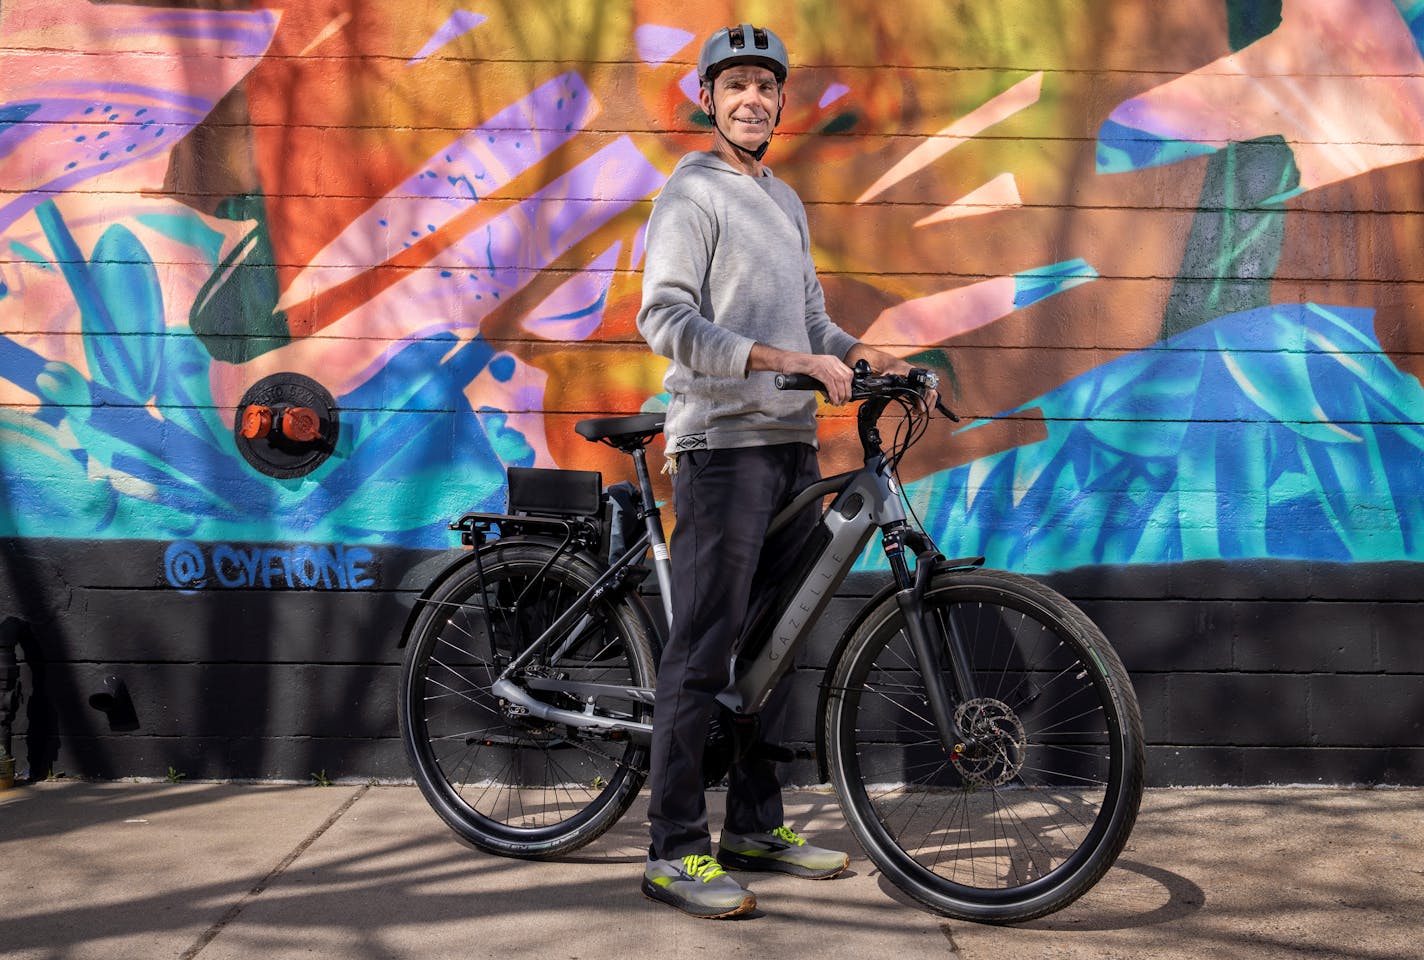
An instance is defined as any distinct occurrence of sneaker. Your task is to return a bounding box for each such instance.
[642,854,757,919]
[718,825,850,880]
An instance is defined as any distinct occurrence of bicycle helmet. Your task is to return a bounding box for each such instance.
[698,24,789,163]
[698,24,789,85]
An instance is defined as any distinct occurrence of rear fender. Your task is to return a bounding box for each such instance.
[395,537,659,653]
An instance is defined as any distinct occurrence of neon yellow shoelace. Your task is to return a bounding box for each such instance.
[681,854,728,882]
[770,826,806,847]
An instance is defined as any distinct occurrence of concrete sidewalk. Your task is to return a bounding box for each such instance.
[1,783,1419,960]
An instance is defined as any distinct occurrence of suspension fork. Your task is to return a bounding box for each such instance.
[883,525,981,751]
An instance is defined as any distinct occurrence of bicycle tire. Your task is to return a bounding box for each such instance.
[824,567,1144,923]
[399,540,656,858]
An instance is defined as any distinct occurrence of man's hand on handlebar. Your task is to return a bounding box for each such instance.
[846,343,943,415]
[874,358,941,415]
[784,353,855,405]
[751,341,955,417]
[748,343,855,404]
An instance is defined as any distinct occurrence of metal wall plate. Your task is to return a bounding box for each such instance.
[233,372,339,479]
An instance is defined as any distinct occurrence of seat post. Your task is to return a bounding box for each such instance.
[630,445,674,626]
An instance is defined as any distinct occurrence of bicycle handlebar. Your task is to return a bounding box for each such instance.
[772,373,826,392]
[774,365,960,422]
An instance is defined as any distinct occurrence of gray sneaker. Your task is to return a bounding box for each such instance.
[642,854,757,919]
[718,825,849,880]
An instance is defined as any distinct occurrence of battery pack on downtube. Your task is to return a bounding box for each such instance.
[721,470,888,715]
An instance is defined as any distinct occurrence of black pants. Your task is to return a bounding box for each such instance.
[647,443,821,860]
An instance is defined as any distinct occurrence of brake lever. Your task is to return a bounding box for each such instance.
[907,367,960,422]
[849,375,894,401]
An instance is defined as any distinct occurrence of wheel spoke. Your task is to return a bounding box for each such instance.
[828,569,1143,922]
[399,545,654,856]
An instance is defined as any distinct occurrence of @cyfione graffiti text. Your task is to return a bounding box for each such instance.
[164,541,377,590]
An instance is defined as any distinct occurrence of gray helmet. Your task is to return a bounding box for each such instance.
[698,24,789,84]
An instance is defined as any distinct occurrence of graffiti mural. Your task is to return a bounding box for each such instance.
[3,0,1423,573]
[163,541,377,591]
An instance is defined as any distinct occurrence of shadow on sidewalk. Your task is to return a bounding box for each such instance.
[5,785,1421,960]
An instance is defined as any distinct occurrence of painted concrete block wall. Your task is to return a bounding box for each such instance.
[2,0,1422,783]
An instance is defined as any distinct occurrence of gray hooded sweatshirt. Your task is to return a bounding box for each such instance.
[637,151,858,454]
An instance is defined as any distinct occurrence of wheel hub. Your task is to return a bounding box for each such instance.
[951,697,1027,786]
[498,667,579,738]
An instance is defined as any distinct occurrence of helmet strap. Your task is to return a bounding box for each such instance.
[708,101,780,165]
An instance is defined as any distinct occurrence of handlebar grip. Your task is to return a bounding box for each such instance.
[774,373,826,392]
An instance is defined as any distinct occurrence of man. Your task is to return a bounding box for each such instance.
[636,23,915,919]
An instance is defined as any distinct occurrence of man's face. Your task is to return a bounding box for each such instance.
[701,64,784,151]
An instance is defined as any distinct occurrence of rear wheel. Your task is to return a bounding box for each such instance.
[825,568,1144,923]
[399,541,655,858]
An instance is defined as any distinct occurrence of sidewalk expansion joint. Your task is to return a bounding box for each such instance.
[179,783,370,960]
[939,920,962,956]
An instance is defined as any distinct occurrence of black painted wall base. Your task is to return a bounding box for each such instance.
[3,539,1422,784]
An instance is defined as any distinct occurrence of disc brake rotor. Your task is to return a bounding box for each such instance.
[952,697,1028,787]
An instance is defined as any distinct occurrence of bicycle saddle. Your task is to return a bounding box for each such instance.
[575,413,665,450]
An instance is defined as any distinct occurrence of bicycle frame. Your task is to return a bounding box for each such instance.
[722,464,895,713]
[467,402,979,753]
[401,368,1144,923]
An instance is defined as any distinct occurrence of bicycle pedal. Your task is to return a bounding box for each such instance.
[749,741,795,763]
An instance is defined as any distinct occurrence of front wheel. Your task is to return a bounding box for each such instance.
[825,568,1144,923]
[398,541,656,858]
